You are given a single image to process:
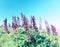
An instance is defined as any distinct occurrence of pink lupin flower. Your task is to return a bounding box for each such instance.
[45,20,50,34]
[21,13,32,43]
[30,16,38,32]
[51,24,57,36]
[4,18,10,34]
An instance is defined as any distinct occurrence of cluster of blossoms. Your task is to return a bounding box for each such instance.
[51,25,57,36]
[21,13,28,31]
[45,20,50,34]
[4,18,10,33]
[30,16,38,32]
[12,16,18,34]
[3,13,57,36]
[17,17,20,27]
[45,20,57,36]
[21,13,32,42]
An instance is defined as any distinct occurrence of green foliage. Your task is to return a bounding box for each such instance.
[0,27,59,47]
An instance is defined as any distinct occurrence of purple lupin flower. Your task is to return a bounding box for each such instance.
[17,17,20,27]
[4,18,10,33]
[12,16,18,28]
[21,13,28,31]
[30,16,38,32]
[12,16,18,34]
[45,20,50,34]
[51,25,57,36]
[12,16,17,24]
[12,22,17,34]
[21,13,32,43]
[12,22,14,30]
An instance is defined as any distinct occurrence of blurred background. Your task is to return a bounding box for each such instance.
[0,0,60,31]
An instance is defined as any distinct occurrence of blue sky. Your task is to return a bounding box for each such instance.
[0,0,60,29]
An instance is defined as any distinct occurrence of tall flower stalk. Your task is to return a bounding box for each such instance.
[21,13,28,31]
[51,25,57,36]
[30,16,38,32]
[21,13,32,43]
[12,16,17,27]
[17,17,20,27]
[12,22,16,30]
[45,20,50,34]
[4,18,10,33]
[12,16,18,34]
